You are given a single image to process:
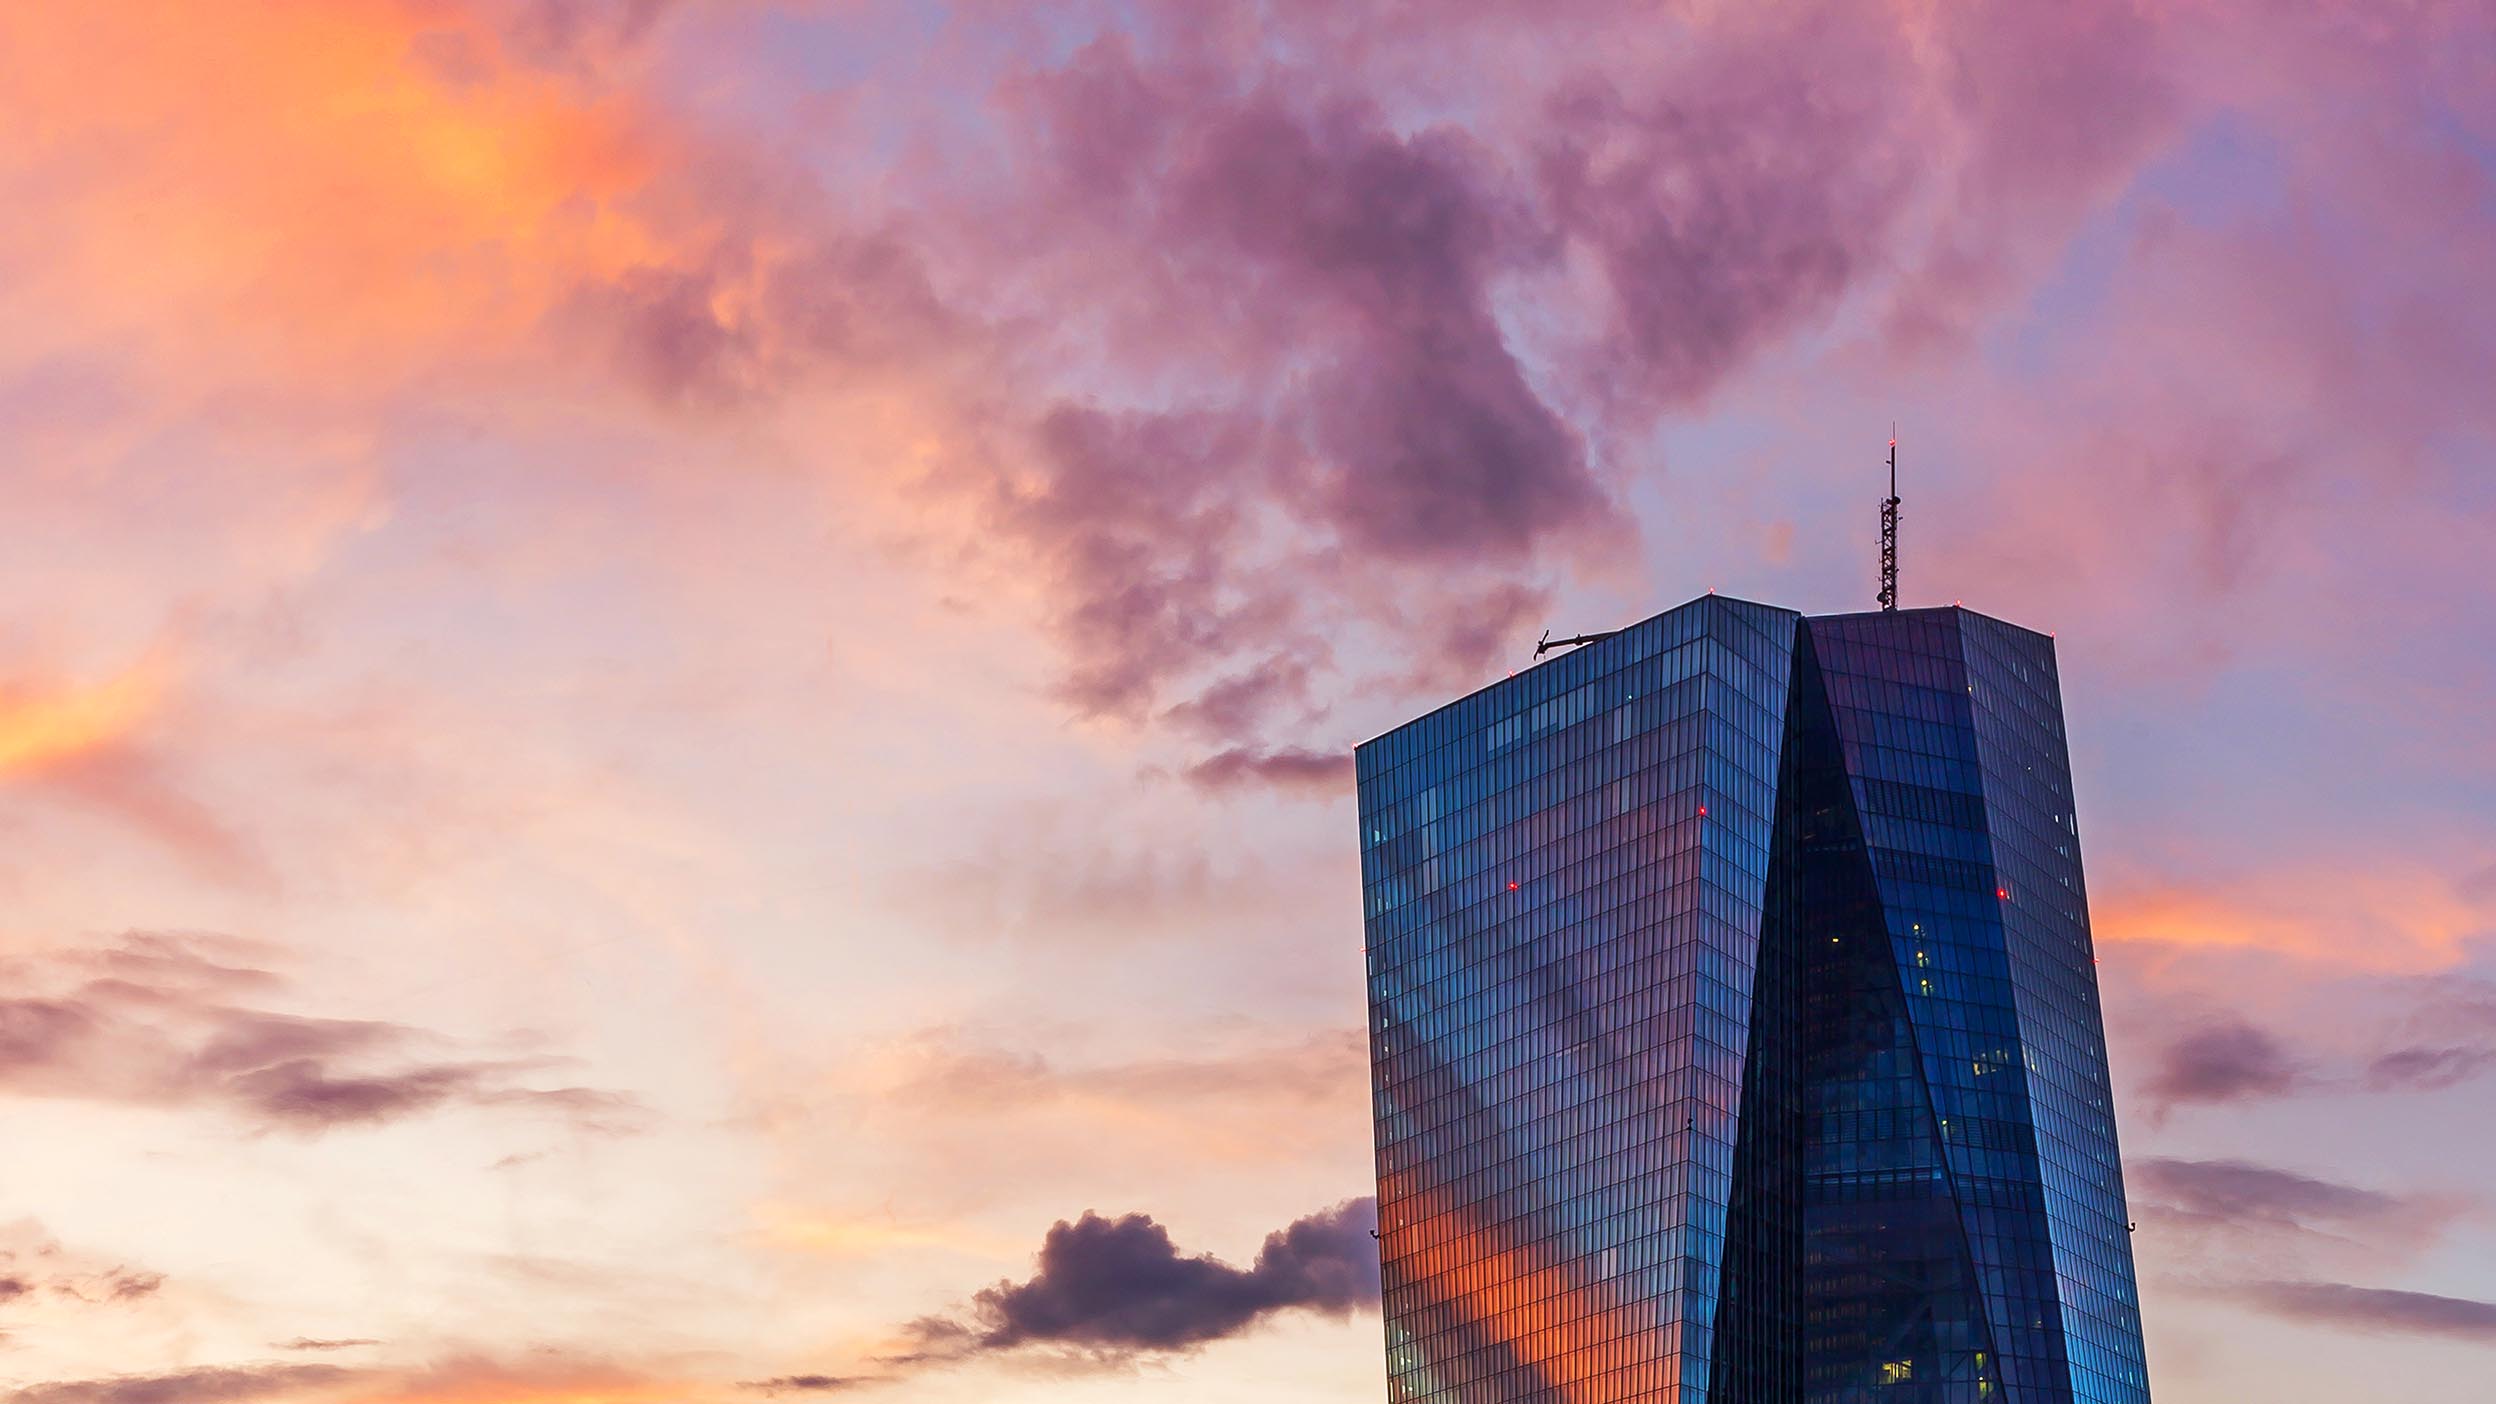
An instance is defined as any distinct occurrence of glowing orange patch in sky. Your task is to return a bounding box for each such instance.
[2096,874,2486,974]
[0,1,666,384]
[346,1364,708,1404]
[0,655,170,776]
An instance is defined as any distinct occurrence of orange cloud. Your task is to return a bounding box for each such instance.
[0,651,271,884]
[0,653,170,776]
[338,1354,726,1404]
[2096,866,2490,974]
[0,1,665,391]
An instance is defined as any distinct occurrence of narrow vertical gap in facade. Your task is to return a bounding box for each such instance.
[1707,615,1806,1404]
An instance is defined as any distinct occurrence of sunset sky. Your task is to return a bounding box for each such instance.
[2,2,2492,1401]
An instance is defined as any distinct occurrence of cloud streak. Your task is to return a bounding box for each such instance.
[0,1350,711,1404]
[0,1222,165,1313]
[2224,1280,2496,1341]
[3,1364,351,1404]
[0,931,637,1134]
[2129,974,2496,1120]
[1180,746,1352,796]
[2129,1157,2470,1255]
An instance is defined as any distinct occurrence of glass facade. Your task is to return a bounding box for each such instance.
[1357,599,2150,1404]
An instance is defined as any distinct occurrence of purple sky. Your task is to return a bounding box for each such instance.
[1,3,2491,1401]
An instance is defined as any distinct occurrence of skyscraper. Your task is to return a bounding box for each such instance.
[1356,595,2150,1404]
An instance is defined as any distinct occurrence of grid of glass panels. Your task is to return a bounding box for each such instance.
[1789,623,2004,1404]
[1801,608,2151,1404]
[1959,614,2152,1404]
[1358,595,1798,1403]
[1354,597,2153,1404]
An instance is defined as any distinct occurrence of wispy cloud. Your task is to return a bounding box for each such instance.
[2369,976,2496,1093]
[1,1350,712,1404]
[2130,973,2496,1118]
[4,1364,351,1404]
[2222,1280,2496,1341]
[2130,1158,2470,1252]
[0,654,265,885]
[1180,747,1352,797]
[737,1378,874,1396]
[0,1221,165,1311]
[0,931,638,1134]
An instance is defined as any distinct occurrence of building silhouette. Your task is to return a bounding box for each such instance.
[1357,595,2151,1404]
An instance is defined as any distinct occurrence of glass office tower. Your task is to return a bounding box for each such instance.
[1356,596,2149,1404]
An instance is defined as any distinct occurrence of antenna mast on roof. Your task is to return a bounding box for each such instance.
[1877,428,1900,612]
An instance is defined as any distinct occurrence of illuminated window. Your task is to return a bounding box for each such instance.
[1881,1360,1914,1384]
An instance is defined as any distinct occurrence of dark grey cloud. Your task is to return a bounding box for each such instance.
[2225,1280,2496,1341]
[903,1197,1379,1361]
[1031,41,1604,562]
[1536,13,1913,415]
[738,1377,875,1395]
[968,43,1609,746]
[999,404,1285,725]
[2140,1017,2308,1114]
[2130,978,2496,1119]
[0,931,638,1135]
